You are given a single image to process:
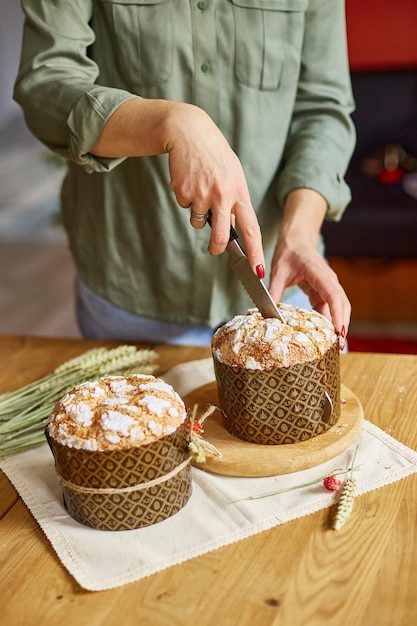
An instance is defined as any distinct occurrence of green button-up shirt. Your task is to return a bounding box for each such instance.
[14,0,355,328]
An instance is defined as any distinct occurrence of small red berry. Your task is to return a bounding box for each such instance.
[185,422,203,435]
[192,422,203,435]
[323,475,342,491]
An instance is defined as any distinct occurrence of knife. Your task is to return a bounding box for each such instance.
[206,211,285,322]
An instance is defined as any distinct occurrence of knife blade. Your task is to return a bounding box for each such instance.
[206,212,285,322]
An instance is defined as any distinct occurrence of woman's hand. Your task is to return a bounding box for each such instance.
[165,103,264,274]
[91,98,265,276]
[268,189,351,341]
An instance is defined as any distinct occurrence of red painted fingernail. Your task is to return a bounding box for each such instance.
[340,325,346,338]
[256,264,265,279]
[340,340,345,352]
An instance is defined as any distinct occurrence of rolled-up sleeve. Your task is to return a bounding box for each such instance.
[67,88,138,173]
[13,0,137,173]
[276,0,356,221]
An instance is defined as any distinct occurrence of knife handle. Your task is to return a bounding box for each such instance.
[206,210,239,245]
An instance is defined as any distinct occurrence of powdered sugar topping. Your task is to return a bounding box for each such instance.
[47,374,187,451]
[212,304,337,369]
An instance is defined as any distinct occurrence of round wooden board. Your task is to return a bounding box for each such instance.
[183,383,363,477]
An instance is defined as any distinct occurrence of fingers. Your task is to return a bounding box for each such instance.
[207,202,265,275]
[269,247,351,342]
[234,206,265,277]
[189,208,210,229]
[298,277,351,341]
[166,105,265,273]
[205,205,238,251]
[175,196,212,231]
[177,194,265,276]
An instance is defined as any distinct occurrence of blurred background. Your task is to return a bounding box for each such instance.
[0,0,79,337]
[0,0,417,350]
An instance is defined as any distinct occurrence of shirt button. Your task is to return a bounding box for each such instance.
[201,62,211,73]
[197,1,208,9]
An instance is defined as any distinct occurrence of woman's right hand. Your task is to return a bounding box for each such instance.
[165,103,264,275]
[91,98,265,276]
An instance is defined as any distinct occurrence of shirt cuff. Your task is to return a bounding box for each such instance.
[277,165,352,222]
[67,88,140,173]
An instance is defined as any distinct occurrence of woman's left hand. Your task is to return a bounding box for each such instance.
[268,189,351,342]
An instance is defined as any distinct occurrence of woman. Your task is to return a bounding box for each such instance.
[14,0,355,346]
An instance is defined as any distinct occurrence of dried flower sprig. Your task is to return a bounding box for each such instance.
[186,404,222,463]
[236,445,361,507]
[0,345,158,456]
[238,466,359,502]
[332,477,357,530]
[332,445,359,530]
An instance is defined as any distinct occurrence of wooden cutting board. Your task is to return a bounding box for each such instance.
[183,383,363,477]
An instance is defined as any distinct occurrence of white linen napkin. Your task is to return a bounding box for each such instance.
[1,358,417,591]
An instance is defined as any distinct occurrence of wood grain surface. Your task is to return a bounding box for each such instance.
[185,383,363,477]
[1,335,417,626]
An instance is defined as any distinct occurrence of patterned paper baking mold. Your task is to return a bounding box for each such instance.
[46,428,192,531]
[213,340,340,445]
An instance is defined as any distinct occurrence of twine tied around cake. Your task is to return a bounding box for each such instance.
[56,457,192,495]
[186,404,222,463]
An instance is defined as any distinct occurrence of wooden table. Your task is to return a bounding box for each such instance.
[1,335,417,626]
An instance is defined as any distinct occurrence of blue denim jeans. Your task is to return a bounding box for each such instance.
[76,279,312,346]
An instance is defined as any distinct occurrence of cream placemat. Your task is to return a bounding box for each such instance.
[1,358,417,591]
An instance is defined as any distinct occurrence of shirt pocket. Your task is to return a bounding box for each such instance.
[97,0,173,87]
[229,0,308,91]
